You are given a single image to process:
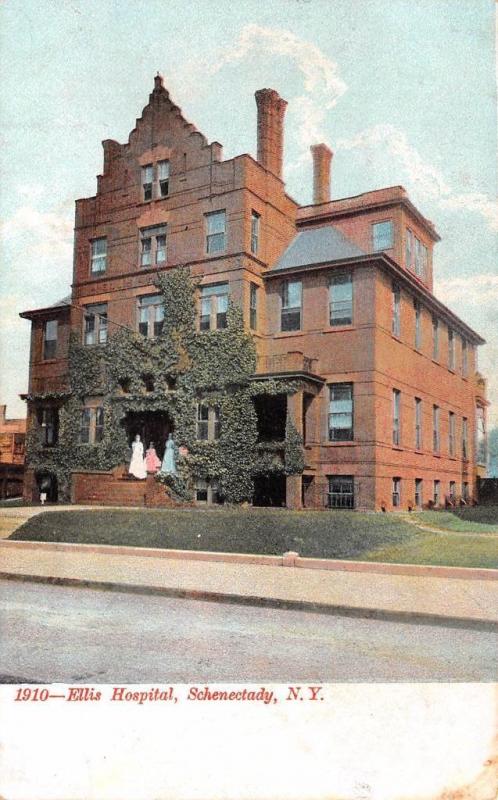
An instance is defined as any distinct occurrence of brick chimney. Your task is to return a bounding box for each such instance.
[255,89,287,180]
[311,143,333,204]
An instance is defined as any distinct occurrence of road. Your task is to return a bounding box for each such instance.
[0,580,496,682]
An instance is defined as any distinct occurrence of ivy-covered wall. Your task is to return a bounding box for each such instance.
[26,267,304,503]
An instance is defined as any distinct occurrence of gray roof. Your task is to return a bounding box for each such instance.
[272,226,365,272]
[48,294,72,308]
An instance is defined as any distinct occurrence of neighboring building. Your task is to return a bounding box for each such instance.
[20,76,487,510]
[0,405,26,499]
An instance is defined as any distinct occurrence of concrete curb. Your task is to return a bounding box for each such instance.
[1,539,497,581]
[1,570,496,632]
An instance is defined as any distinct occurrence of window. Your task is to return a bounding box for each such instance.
[448,329,455,370]
[462,338,468,377]
[250,211,260,254]
[415,398,422,450]
[195,479,223,505]
[79,406,104,444]
[462,417,468,460]
[142,164,153,201]
[196,404,220,441]
[433,405,440,453]
[392,284,401,337]
[158,160,170,197]
[449,412,456,456]
[39,408,58,446]
[13,434,24,456]
[392,477,401,508]
[43,320,58,360]
[327,476,354,509]
[432,316,439,360]
[140,226,167,266]
[84,304,107,345]
[476,405,486,465]
[462,482,469,502]
[372,220,393,251]
[250,283,258,330]
[206,210,226,253]
[406,229,413,269]
[329,383,353,441]
[415,478,423,508]
[433,480,440,506]
[449,481,456,502]
[393,389,401,446]
[329,273,353,326]
[414,301,422,349]
[420,243,428,279]
[200,283,229,331]
[281,279,302,332]
[138,295,164,338]
[90,238,107,274]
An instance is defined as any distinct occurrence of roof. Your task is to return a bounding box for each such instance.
[19,295,71,320]
[273,226,365,272]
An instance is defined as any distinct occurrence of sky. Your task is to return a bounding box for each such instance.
[0,0,497,427]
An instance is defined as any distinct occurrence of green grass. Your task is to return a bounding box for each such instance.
[9,508,498,568]
[413,508,498,534]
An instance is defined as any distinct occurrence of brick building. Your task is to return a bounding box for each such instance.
[20,76,487,510]
[0,405,26,499]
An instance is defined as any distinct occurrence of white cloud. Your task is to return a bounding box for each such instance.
[1,204,73,262]
[435,274,498,305]
[338,124,498,232]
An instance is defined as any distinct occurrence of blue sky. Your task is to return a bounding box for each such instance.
[0,0,496,425]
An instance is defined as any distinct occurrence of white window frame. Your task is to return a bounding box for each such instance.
[83,304,108,346]
[199,283,229,331]
[329,383,354,442]
[281,279,302,332]
[249,283,258,330]
[138,295,165,339]
[90,237,107,274]
[205,210,226,254]
[372,220,393,251]
[250,210,260,254]
[449,411,456,456]
[43,320,58,360]
[415,398,422,450]
[433,405,440,453]
[79,405,104,445]
[329,272,353,327]
[196,403,220,441]
[393,389,401,446]
[392,477,401,508]
[392,284,401,337]
[140,226,167,267]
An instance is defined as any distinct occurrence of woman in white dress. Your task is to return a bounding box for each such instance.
[129,434,147,480]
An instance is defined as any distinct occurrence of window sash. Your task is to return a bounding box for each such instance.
[142,165,153,200]
[432,317,439,359]
[393,390,401,446]
[462,419,468,459]
[84,305,107,346]
[91,238,107,273]
[329,274,352,326]
[251,212,260,253]
[448,330,455,369]
[433,481,440,505]
[414,302,422,349]
[43,320,58,359]
[206,211,226,253]
[156,235,167,263]
[329,384,353,441]
[250,284,258,330]
[327,476,354,509]
[415,399,422,449]
[449,413,455,456]
[392,285,401,337]
[415,479,423,507]
[141,238,152,266]
[392,478,401,507]
[200,285,229,330]
[433,407,440,452]
[372,221,393,251]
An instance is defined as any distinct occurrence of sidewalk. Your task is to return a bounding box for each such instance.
[1,538,496,628]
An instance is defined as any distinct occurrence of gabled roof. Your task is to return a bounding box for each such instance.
[272,226,365,272]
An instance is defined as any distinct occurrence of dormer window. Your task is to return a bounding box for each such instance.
[142,165,153,201]
[372,220,393,251]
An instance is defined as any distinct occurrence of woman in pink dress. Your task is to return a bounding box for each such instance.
[145,441,161,474]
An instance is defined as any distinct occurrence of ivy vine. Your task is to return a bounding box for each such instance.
[26,266,305,504]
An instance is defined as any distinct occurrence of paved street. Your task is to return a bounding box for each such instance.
[1,580,496,682]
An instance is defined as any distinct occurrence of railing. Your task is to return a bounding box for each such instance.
[256,352,318,376]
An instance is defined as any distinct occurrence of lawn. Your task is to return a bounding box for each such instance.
[413,508,498,534]
[9,508,498,568]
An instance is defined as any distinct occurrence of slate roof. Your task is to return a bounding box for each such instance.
[272,225,365,272]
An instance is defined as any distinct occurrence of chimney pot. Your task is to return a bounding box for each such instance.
[255,88,287,180]
[311,143,333,204]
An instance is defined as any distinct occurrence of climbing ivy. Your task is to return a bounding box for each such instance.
[25,266,305,504]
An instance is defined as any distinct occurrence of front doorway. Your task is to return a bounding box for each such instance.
[121,411,172,460]
[252,474,286,507]
[34,471,58,503]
